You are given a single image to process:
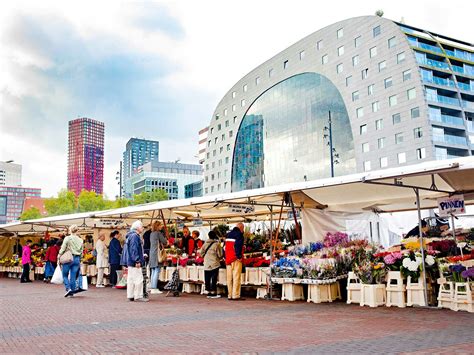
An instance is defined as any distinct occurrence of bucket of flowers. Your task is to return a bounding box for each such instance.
[353,258,387,307]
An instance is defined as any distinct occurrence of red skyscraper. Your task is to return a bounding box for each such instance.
[67,118,105,196]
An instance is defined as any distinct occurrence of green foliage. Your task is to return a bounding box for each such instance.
[44,189,77,216]
[19,207,42,221]
[132,189,168,205]
[77,190,108,212]
[213,224,229,239]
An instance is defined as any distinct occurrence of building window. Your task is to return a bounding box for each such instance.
[218,123,222,131]
[322,54,328,65]
[373,25,381,37]
[211,186,214,192]
[220,146,223,154]
[229,130,233,137]
[283,60,289,69]
[225,157,229,164]
[224,182,227,189]
[205,164,209,170]
[398,152,406,164]
[269,68,274,77]
[233,116,237,124]
[205,187,208,194]
[317,40,323,50]
[384,77,393,88]
[337,28,344,38]
[395,133,404,144]
[354,36,361,48]
[392,113,401,124]
[352,91,359,101]
[300,50,305,60]
[378,60,386,72]
[212,161,215,168]
[362,142,370,152]
[241,99,246,107]
[338,45,345,56]
[397,52,406,63]
[356,107,364,118]
[414,127,423,138]
[360,124,367,135]
[372,101,380,112]
[375,119,383,130]
[226,144,231,151]
[378,137,386,149]
[206,152,210,159]
[411,107,420,119]
[255,76,260,85]
[368,84,374,95]
[207,140,211,147]
[225,120,229,127]
[407,88,416,100]
[380,156,388,168]
[362,68,369,79]
[417,148,426,160]
[336,63,343,73]
[232,104,236,111]
[363,161,371,171]
[369,46,377,58]
[389,94,398,107]
[352,55,359,66]
[388,36,397,48]
[232,91,236,98]
[243,84,248,92]
[224,108,228,116]
[346,76,352,87]
[403,69,411,81]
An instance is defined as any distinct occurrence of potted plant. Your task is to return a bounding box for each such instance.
[353,259,387,307]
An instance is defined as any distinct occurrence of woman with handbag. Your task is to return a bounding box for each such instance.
[200,230,223,299]
[149,221,168,295]
[58,225,84,297]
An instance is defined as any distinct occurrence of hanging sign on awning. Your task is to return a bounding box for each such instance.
[287,210,301,219]
[193,218,203,227]
[228,204,255,214]
[437,194,465,217]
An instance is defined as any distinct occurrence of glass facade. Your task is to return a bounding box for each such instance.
[231,73,355,192]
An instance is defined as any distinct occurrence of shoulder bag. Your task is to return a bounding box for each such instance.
[157,242,168,263]
[59,239,73,264]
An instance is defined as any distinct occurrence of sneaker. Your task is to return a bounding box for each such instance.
[64,290,73,297]
[150,289,162,295]
[95,284,105,288]
[135,298,150,302]
[128,298,134,302]
[211,294,221,299]
[233,297,245,301]
[75,288,86,293]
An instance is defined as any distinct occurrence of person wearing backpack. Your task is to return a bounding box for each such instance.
[200,230,223,298]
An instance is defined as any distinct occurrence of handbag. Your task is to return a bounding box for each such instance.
[59,250,73,264]
[157,243,168,263]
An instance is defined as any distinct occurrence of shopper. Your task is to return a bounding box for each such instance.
[58,225,83,297]
[149,221,168,295]
[225,222,245,300]
[20,240,33,283]
[181,227,194,255]
[200,231,223,298]
[192,230,203,252]
[108,230,122,287]
[44,240,60,282]
[123,220,148,302]
[95,232,108,287]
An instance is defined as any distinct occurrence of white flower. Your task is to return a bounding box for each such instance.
[415,256,422,264]
[408,260,419,272]
[402,258,411,268]
[425,255,435,266]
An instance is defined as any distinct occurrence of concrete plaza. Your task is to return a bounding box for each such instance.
[0,278,473,354]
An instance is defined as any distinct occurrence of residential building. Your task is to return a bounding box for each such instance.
[123,138,160,180]
[203,15,474,195]
[67,117,105,196]
[0,161,22,187]
[0,186,41,224]
[185,180,203,198]
[22,197,48,218]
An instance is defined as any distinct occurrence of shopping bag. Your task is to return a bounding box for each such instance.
[51,265,63,284]
[82,275,88,290]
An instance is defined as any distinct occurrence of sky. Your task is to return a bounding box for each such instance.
[1,0,473,199]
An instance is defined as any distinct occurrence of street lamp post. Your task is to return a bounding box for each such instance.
[323,111,340,178]
[116,161,122,199]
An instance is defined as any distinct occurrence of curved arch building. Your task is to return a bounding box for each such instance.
[203,15,474,195]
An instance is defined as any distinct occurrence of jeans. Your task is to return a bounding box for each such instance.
[150,266,161,289]
[110,264,120,286]
[205,268,219,294]
[62,255,80,291]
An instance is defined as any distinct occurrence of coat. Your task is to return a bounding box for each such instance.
[121,231,145,267]
[225,227,244,265]
[108,237,122,265]
[21,245,31,265]
[149,231,168,268]
[95,239,108,268]
[200,239,223,271]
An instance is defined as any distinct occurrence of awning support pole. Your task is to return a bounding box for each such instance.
[269,205,274,300]
[274,198,285,244]
[414,188,429,307]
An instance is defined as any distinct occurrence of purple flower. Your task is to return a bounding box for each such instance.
[449,264,466,273]
[461,267,474,279]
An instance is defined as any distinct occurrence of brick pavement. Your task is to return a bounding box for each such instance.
[0,278,473,354]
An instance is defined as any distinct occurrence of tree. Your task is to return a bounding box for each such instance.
[77,190,107,212]
[19,207,42,221]
[44,189,77,216]
[132,189,168,205]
